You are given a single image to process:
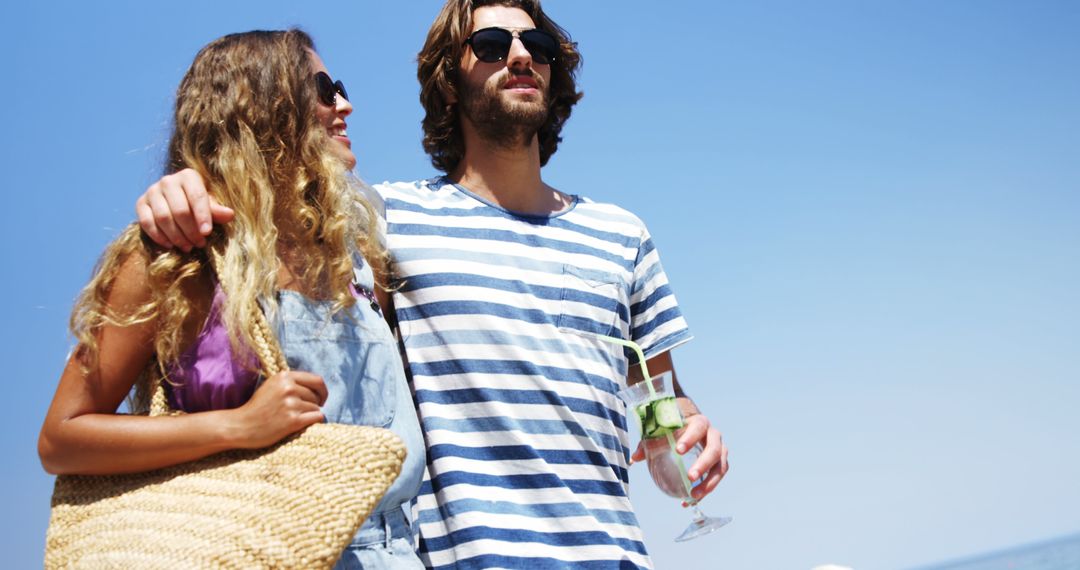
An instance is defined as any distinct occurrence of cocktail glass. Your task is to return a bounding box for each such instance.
[618,372,732,541]
[559,328,732,541]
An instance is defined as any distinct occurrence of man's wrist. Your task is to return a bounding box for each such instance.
[676,396,701,418]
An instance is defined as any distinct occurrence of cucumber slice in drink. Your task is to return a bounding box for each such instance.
[636,396,683,438]
[636,401,650,426]
[643,408,658,437]
[653,397,684,429]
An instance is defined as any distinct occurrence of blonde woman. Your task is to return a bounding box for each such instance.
[38,30,425,568]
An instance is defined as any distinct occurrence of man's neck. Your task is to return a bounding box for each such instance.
[449,126,567,216]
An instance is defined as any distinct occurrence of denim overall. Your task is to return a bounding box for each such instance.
[274,256,425,569]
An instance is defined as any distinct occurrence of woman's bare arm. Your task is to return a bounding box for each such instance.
[38,252,327,475]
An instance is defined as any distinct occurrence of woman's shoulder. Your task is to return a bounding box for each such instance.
[93,225,214,346]
[98,225,209,304]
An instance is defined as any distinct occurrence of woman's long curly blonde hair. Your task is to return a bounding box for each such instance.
[69,30,384,411]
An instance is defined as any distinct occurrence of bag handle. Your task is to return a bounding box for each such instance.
[148,248,289,416]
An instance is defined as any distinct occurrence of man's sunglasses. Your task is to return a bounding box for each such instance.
[463,27,559,65]
[314,71,349,107]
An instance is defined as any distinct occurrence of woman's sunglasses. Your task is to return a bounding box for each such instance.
[463,27,559,65]
[314,71,349,107]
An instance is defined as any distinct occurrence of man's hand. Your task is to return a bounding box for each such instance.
[630,400,729,505]
[135,168,234,251]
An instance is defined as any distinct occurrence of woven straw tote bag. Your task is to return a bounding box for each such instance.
[45,252,407,569]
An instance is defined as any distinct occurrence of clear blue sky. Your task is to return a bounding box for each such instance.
[3,1,1078,568]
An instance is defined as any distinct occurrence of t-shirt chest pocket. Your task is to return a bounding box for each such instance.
[555,264,625,338]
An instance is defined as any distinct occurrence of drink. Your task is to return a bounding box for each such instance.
[559,328,732,541]
[618,372,731,541]
[643,437,703,499]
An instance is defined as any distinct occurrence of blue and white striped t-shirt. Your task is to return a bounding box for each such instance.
[375,178,693,569]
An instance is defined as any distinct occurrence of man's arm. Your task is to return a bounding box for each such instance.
[628,350,729,504]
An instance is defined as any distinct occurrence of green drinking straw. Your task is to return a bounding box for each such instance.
[558,327,697,501]
[558,328,656,399]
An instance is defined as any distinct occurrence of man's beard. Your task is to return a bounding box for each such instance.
[459,70,549,150]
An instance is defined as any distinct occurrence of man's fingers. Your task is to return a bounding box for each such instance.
[675,415,708,455]
[209,200,236,225]
[689,463,726,502]
[686,429,730,479]
[683,439,728,504]
[718,437,729,478]
[176,170,214,236]
[161,176,205,247]
[136,195,169,248]
[687,434,723,481]
[146,185,194,251]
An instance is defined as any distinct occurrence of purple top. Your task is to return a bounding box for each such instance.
[165,287,260,412]
[165,282,379,413]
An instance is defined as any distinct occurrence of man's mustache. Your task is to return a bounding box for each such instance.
[498,68,546,90]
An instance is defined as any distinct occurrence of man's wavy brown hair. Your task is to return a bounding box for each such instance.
[417,0,584,173]
[70,30,384,410]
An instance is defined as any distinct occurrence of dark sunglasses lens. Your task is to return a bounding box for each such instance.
[470,28,513,63]
[334,80,349,103]
[520,30,558,64]
[314,72,337,106]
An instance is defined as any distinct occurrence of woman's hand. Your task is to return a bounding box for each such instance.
[231,371,328,449]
